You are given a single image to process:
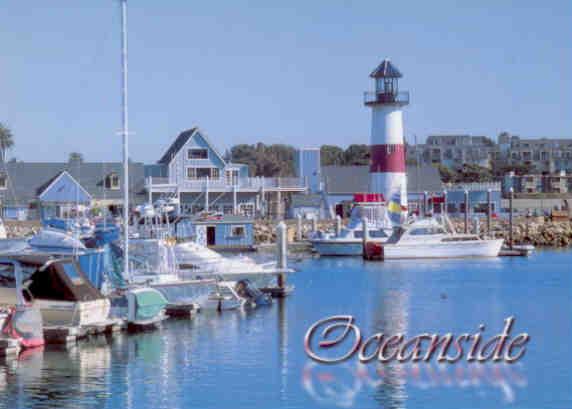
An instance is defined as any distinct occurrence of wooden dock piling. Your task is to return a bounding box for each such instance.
[487,189,492,237]
[296,214,302,241]
[509,187,514,249]
[464,190,469,234]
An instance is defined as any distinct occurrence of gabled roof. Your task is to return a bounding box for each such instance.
[370,59,402,78]
[36,170,92,202]
[0,161,146,206]
[158,127,197,165]
[157,127,228,167]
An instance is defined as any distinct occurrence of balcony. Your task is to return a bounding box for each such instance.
[364,91,409,106]
[146,176,307,193]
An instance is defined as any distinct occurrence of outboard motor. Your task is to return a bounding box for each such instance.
[234,279,272,307]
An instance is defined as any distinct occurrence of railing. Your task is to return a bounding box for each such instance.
[443,182,502,191]
[146,176,307,191]
[364,91,409,105]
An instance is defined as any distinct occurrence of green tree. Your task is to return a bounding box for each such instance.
[0,123,14,162]
[229,143,296,177]
[439,163,494,183]
[320,145,345,166]
[344,144,370,165]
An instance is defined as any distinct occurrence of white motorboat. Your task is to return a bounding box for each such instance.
[373,217,504,259]
[310,194,391,256]
[0,258,44,348]
[175,240,291,280]
[0,218,7,239]
[0,255,111,327]
[127,238,222,308]
[128,239,274,311]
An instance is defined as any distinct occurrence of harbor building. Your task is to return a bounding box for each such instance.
[408,132,572,173]
[498,133,572,173]
[441,182,502,216]
[294,148,322,194]
[145,127,307,218]
[0,160,146,220]
[364,59,409,205]
[502,170,572,195]
[173,214,255,251]
[408,134,495,169]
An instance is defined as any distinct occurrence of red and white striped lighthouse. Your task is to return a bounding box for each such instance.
[364,59,409,207]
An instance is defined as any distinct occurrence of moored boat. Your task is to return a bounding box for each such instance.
[366,217,504,259]
[0,255,111,327]
[310,193,391,256]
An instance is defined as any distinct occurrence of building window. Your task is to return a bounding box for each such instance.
[187,148,208,159]
[239,203,255,218]
[196,168,211,178]
[226,170,239,185]
[186,167,220,179]
[0,174,6,190]
[223,205,234,215]
[105,173,120,190]
[230,225,245,237]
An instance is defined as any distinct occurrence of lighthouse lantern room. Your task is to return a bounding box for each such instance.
[364,59,409,207]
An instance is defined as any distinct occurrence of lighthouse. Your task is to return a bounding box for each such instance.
[365,59,409,207]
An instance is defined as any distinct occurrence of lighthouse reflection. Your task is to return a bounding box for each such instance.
[301,261,529,408]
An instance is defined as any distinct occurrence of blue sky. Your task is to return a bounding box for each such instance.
[0,0,570,163]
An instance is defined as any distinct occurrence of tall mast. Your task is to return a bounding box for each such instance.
[120,0,130,280]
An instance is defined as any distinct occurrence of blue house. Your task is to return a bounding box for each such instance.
[37,171,92,219]
[174,214,255,251]
[0,161,146,221]
[146,127,307,217]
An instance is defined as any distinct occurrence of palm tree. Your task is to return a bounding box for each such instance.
[0,123,14,163]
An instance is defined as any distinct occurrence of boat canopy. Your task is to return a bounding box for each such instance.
[0,256,105,303]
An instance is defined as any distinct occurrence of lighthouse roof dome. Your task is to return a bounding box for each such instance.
[370,59,402,78]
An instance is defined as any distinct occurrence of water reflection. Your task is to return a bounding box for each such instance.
[0,251,569,409]
[302,361,528,408]
[369,265,409,409]
[0,336,112,409]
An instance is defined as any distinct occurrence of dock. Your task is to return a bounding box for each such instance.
[43,319,125,344]
[165,302,199,318]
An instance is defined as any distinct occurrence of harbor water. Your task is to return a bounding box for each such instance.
[0,249,570,409]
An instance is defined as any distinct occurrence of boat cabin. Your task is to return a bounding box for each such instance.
[174,214,255,252]
[0,255,110,326]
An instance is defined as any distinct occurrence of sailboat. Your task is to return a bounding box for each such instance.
[107,0,167,328]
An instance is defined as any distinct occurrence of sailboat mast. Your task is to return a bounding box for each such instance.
[120,0,130,280]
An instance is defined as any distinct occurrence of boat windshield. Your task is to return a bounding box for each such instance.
[409,227,447,236]
[354,230,387,239]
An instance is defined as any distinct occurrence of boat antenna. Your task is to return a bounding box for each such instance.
[120,0,130,281]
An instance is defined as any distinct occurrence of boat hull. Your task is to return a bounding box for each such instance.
[311,239,386,256]
[382,239,504,259]
[33,299,111,327]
